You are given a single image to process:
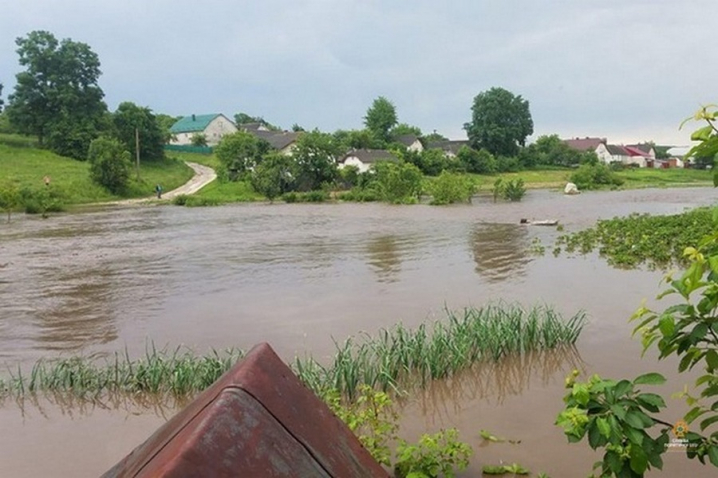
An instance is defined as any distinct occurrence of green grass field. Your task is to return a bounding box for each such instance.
[192,179,264,203]
[0,136,194,205]
[617,167,713,188]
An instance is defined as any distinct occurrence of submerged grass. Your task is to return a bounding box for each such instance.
[0,345,244,401]
[0,304,585,402]
[293,303,586,399]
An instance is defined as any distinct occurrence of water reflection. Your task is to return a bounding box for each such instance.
[366,235,403,283]
[401,346,584,421]
[469,223,532,283]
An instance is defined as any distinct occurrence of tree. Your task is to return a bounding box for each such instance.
[215,131,270,180]
[250,152,296,201]
[112,102,165,162]
[364,96,398,143]
[522,134,583,168]
[464,87,533,157]
[155,114,181,143]
[233,112,281,131]
[7,30,107,159]
[372,161,423,204]
[191,133,208,147]
[457,146,497,174]
[390,123,422,138]
[422,131,449,143]
[0,180,20,222]
[333,129,381,153]
[88,137,132,193]
[292,130,340,191]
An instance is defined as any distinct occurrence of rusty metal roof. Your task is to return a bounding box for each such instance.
[103,343,387,478]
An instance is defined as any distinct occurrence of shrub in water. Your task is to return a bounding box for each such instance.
[502,178,526,201]
[430,171,475,205]
[569,163,624,190]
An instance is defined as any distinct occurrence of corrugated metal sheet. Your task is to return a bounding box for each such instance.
[103,343,387,478]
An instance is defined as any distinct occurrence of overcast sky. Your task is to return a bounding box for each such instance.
[1,0,715,146]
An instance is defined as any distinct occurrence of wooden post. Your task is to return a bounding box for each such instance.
[135,128,140,180]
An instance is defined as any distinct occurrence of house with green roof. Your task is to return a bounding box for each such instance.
[169,113,237,146]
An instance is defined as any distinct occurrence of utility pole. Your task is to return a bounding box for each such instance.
[135,128,140,180]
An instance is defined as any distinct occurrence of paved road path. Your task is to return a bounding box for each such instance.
[105,162,216,206]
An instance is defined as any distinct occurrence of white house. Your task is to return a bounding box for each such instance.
[338,149,399,173]
[426,140,470,158]
[595,143,632,165]
[395,135,424,152]
[169,114,237,146]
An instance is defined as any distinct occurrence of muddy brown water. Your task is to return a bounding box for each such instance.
[0,188,716,477]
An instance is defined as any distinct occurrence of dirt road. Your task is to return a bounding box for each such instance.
[104,162,216,206]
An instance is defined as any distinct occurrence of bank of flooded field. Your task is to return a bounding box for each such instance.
[0,187,716,477]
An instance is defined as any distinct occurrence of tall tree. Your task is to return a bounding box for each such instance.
[233,112,281,131]
[364,96,398,143]
[292,130,340,191]
[215,131,271,180]
[390,123,422,138]
[464,87,533,157]
[7,31,107,159]
[112,102,165,161]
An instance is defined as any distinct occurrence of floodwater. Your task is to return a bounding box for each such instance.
[0,188,716,477]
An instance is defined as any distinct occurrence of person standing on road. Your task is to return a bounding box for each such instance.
[155,184,163,199]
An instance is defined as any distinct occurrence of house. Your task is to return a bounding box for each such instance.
[169,114,237,146]
[338,149,399,173]
[626,143,656,159]
[595,144,631,165]
[245,130,301,156]
[394,135,424,152]
[623,145,651,168]
[426,140,470,158]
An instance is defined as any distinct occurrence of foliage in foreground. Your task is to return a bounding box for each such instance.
[556,109,718,476]
[325,385,472,477]
[555,208,715,269]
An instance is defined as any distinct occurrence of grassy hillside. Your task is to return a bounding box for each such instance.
[0,135,194,205]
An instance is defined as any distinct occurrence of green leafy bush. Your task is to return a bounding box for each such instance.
[87,137,132,193]
[281,190,329,203]
[569,163,624,190]
[20,186,65,215]
[394,429,473,478]
[502,178,526,201]
[372,161,423,204]
[429,171,475,205]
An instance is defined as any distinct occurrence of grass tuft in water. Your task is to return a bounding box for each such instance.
[293,303,586,399]
[0,304,585,402]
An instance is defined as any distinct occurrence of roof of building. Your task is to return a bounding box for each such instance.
[394,135,421,147]
[563,137,606,151]
[624,145,650,157]
[239,122,268,132]
[253,131,301,150]
[341,149,398,164]
[426,140,470,155]
[170,114,225,134]
[626,143,654,154]
[606,144,629,156]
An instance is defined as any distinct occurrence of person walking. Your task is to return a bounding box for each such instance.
[155,184,163,199]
